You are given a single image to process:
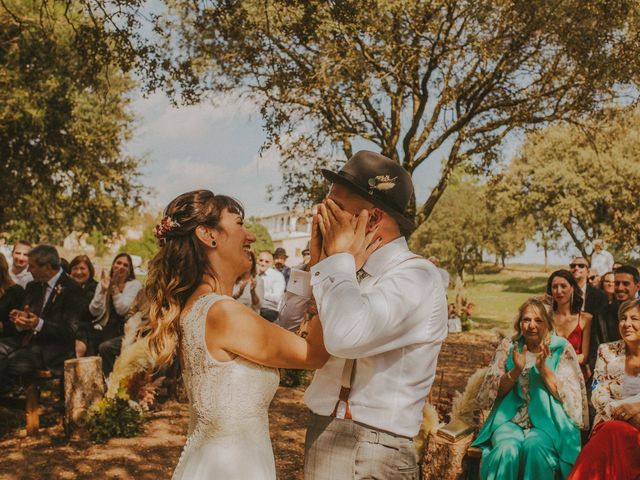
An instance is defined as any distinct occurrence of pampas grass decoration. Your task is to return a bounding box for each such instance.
[449,367,488,427]
[106,336,153,398]
[414,401,441,457]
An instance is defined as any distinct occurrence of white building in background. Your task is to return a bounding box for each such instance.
[256,210,312,266]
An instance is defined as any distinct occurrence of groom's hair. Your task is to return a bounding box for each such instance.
[27,244,61,269]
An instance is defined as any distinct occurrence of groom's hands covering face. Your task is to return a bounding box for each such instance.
[318,199,382,270]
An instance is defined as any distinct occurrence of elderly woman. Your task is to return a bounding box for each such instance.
[568,299,640,479]
[69,255,98,356]
[472,298,588,480]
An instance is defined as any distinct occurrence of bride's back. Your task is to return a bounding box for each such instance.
[179,292,280,437]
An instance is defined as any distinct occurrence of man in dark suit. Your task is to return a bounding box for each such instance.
[588,264,640,369]
[0,245,85,386]
[569,256,608,316]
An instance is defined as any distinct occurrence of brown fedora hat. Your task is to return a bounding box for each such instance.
[321,150,415,230]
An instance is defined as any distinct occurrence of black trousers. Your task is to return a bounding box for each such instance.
[260,308,279,323]
[98,336,123,376]
[0,337,48,386]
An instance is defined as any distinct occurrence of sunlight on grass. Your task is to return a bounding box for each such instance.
[452,265,555,333]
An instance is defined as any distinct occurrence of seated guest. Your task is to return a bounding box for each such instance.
[232,251,263,313]
[599,271,615,304]
[548,270,593,379]
[472,297,587,480]
[0,255,24,338]
[568,299,640,480]
[69,255,98,357]
[0,245,84,386]
[89,253,141,375]
[589,265,640,369]
[569,256,608,316]
[256,250,285,322]
[8,240,33,288]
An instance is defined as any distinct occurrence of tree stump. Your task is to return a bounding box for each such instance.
[423,432,474,480]
[64,356,105,438]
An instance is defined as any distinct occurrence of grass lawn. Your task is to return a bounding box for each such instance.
[453,264,561,333]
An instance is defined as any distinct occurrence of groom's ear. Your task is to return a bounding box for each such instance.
[367,208,383,231]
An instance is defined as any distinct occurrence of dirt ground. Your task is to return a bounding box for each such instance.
[0,331,498,480]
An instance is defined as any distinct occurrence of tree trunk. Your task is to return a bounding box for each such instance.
[423,432,474,480]
[64,356,105,439]
[543,245,549,272]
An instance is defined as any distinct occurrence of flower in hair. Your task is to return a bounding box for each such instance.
[154,216,181,244]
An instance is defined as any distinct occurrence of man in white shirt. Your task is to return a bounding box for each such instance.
[282,151,448,479]
[590,239,614,277]
[256,250,285,322]
[9,240,33,288]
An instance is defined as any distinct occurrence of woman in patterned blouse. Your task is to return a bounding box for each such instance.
[568,299,640,479]
[472,297,587,480]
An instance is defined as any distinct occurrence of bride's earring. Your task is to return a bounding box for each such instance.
[211,240,217,247]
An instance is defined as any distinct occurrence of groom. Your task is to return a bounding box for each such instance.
[281,151,448,479]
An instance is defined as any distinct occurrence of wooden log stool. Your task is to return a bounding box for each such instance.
[423,431,475,480]
[64,356,105,439]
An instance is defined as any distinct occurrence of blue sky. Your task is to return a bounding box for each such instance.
[124,90,573,265]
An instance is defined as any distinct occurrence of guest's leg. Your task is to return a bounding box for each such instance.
[568,420,640,480]
[98,336,123,376]
[304,414,358,480]
[480,421,525,480]
[521,428,559,480]
[6,344,46,378]
[0,337,21,387]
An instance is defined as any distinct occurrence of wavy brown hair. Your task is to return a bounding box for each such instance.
[146,190,244,367]
[0,254,15,297]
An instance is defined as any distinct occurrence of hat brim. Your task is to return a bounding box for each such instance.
[321,169,415,231]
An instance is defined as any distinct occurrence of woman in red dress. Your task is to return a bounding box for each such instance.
[568,299,640,480]
[547,270,593,380]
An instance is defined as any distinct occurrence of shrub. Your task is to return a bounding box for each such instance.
[85,387,144,443]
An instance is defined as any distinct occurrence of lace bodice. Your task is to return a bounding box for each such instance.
[172,293,279,480]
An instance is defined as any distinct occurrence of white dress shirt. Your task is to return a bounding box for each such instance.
[591,250,614,277]
[89,279,142,318]
[9,265,33,288]
[34,268,63,333]
[258,268,285,311]
[284,236,448,437]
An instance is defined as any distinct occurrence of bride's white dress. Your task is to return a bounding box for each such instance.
[172,293,280,480]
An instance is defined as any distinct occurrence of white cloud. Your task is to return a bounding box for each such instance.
[152,157,231,204]
[134,92,260,142]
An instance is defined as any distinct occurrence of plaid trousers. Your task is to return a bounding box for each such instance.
[304,413,420,480]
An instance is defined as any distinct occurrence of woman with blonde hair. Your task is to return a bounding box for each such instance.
[144,190,336,480]
[472,297,588,479]
[569,299,640,479]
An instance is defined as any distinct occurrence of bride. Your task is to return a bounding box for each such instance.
[144,190,329,479]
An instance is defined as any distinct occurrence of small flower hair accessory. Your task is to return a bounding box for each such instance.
[154,216,181,245]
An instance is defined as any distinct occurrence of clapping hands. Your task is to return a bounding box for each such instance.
[9,305,39,330]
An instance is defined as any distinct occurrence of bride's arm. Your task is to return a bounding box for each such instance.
[205,299,329,369]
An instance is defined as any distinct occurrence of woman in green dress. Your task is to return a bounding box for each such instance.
[472,297,588,479]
